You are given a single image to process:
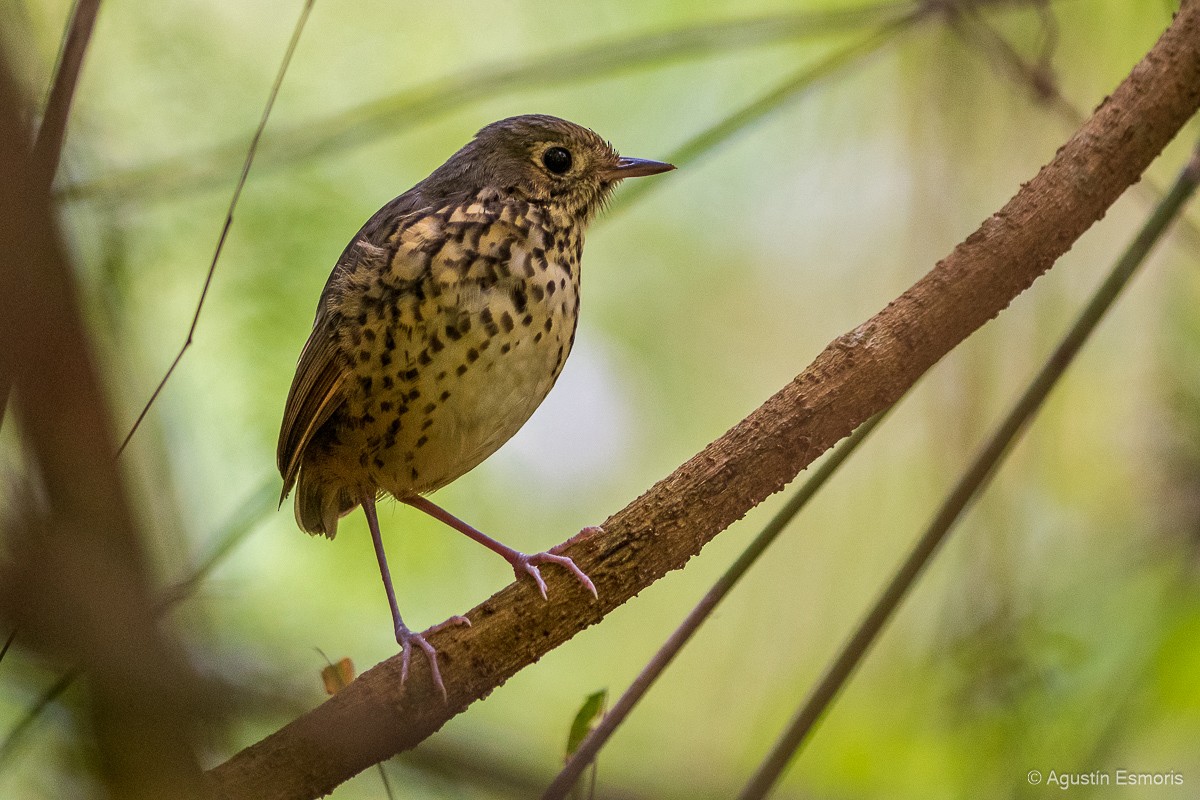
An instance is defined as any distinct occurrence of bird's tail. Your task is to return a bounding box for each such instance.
[294,467,358,539]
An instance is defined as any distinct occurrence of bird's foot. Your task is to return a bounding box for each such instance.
[400,496,601,601]
[508,550,597,600]
[396,615,471,700]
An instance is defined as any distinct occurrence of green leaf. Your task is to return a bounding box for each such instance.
[565,689,607,761]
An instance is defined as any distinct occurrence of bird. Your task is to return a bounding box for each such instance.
[277,114,674,696]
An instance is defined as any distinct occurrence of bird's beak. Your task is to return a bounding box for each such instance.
[605,157,676,180]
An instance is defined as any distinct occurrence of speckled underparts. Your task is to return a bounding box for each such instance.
[306,192,583,510]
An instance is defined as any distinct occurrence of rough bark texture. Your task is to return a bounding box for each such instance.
[209,4,1200,798]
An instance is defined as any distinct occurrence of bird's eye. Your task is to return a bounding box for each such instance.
[542,147,572,175]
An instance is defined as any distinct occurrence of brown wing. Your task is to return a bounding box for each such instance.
[275,184,453,503]
[276,320,348,502]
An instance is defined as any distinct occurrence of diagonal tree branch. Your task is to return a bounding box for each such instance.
[208,4,1200,798]
[737,130,1200,800]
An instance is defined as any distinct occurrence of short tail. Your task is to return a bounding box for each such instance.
[293,467,358,539]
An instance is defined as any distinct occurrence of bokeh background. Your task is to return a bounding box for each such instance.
[2,0,1199,797]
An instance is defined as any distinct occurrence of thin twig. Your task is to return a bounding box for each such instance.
[154,478,278,611]
[58,1,925,204]
[0,669,78,766]
[953,1,1200,252]
[377,763,396,800]
[116,0,315,456]
[608,15,920,217]
[736,137,1200,800]
[0,629,16,668]
[543,411,892,799]
[952,2,1080,122]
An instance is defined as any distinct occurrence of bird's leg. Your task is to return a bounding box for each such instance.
[403,495,598,600]
[362,495,468,700]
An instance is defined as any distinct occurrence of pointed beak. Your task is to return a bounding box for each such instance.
[604,156,676,180]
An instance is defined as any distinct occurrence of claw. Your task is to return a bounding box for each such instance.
[436,615,472,631]
[395,616,471,701]
[520,561,549,599]
[557,525,605,549]
[510,551,598,599]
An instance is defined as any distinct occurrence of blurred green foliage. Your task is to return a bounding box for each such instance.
[1,0,1198,797]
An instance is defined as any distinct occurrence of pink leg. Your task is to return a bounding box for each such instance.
[403,496,598,600]
[362,495,469,700]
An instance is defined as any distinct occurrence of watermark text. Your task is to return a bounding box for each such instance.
[1026,769,1184,790]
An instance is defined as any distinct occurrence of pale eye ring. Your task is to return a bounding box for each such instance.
[542,147,572,175]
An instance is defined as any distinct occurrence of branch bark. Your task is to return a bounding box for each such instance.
[208,4,1200,798]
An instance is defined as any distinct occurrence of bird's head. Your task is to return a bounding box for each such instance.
[421,114,674,222]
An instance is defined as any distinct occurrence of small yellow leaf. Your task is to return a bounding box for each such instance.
[321,657,356,695]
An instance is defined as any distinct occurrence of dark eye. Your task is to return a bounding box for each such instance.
[542,147,572,175]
